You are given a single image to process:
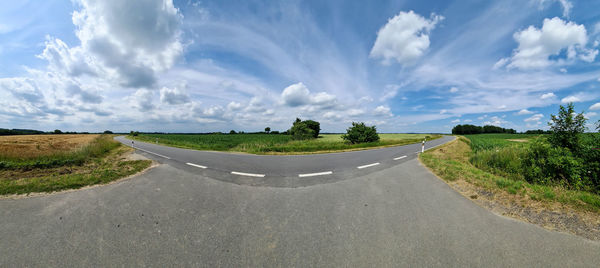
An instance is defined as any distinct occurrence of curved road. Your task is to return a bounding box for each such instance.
[1,136,599,266]
[115,135,455,187]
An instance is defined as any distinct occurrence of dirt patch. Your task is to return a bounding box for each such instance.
[507,139,528,143]
[0,134,99,158]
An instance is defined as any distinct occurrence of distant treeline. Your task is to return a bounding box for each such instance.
[0,128,113,136]
[452,124,517,135]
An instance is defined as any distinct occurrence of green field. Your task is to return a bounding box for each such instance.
[130,133,441,154]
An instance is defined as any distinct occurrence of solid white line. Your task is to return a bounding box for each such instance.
[186,163,207,169]
[357,162,380,169]
[298,171,333,177]
[393,155,407,160]
[231,171,265,177]
[135,148,171,159]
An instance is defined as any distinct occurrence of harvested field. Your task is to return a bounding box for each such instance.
[0,134,99,159]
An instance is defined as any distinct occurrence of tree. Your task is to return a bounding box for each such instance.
[229,130,237,134]
[596,120,600,132]
[264,127,271,134]
[103,130,113,134]
[289,118,320,139]
[548,103,586,151]
[342,122,380,144]
[54,129,63,134]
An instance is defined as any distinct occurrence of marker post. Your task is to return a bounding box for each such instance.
[421,139,425,153]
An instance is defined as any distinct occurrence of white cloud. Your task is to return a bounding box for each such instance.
[497,105,507,109]
[370,11,443,65]
[484,116,509,126]
[561,95,580,103]
[281,82,310,107]
[347,109,365,117]
[373,105,393,117]
[380,84,401,101]
[160,86,190,105]
[227,101,243,111]
[540,92,556,99]
[524,113,544,122]
[504,17,594,70]
[590,103,600,110]
[517,109,534,115]
[131,89,155,112]
[584,112,597,119]
[449,87,458,93]
[463,119,473,123]
[451,119,460,123]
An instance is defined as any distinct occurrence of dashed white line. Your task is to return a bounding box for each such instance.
[186,163,207,169]
[357,162,380,169]
[393,155,407,160]
[298,171,333,177]
[134,147,171,159]
[231,171,265,177]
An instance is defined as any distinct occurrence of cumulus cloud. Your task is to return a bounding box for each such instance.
[281,82,338,110]
[590,102,600,110]
[584,112,597,119]
[484,116,509,126]
[449,87,458,93]
[227,101,243,111]
[517,109,534,115]
[540,92,556,99]
[160,86,190,105]
[538,0,573,18]
[370,11,443,66]
[561,95,581,103]
[131,89,155,111]
[66,84,103,104]
[524,113,544,122]
[501,17,595,70]
[373,105,393,117]
[451,119,460,123]
[43,0,184,88]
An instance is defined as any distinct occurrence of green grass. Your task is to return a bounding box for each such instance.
[420,137,600,212]
[0,136,151,195]
[130,133,441,154]
[465,133,539,152]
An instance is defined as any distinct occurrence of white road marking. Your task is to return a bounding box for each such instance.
[394,155,407,160]
[231,171,265,177]
[186,163,207,169]
[357,162,380,169]
[298,171,333,177]
[135,148,171,159]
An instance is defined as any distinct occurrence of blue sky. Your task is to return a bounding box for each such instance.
[1,0,600,133]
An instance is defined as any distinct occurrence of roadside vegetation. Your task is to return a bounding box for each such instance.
[422,103,600,213]
[0,134,151,195]
[130,119,440,154]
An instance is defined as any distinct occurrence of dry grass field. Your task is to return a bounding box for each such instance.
[0,134,99,159]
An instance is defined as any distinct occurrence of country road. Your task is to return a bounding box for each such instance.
[1,136,599,267]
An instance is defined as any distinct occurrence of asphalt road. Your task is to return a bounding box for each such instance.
[1,137,599,266]
[114,135,455,187]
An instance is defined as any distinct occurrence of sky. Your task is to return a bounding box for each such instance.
[1,0,600,133]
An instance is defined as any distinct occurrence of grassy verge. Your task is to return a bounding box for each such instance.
[420,136,600,212]
[129,133,442,154]
[0,135,151,195]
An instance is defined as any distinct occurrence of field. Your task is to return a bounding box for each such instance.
[0,134,151,195]
[130,133,441,154]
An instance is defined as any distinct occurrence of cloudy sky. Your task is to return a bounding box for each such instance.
[1,0,600,133]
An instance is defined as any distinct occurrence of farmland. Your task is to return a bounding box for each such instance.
[0,135,151,195]
[130,133,441,154]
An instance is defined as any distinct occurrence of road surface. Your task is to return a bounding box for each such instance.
[1,136,599,267]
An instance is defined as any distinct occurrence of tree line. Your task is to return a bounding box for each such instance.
[451,124,516,135]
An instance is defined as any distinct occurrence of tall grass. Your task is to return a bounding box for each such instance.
[0,135,119,170]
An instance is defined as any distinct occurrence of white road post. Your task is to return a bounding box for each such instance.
[421,139,425,153]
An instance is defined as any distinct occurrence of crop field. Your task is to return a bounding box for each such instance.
[131,133,441,154]
[0,134,99,159]
[0,134,151,195]
[465,133,539,152]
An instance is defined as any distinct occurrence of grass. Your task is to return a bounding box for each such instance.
[0,135,151,195]
[420,136,600,212]
[130,133,441,154]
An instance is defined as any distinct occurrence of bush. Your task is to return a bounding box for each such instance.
[342,122,380,144]
[289,118,320,140]
[522,138,584,189]
[548,103,586,152]
[103,130,113,134]
[229,130,237,134]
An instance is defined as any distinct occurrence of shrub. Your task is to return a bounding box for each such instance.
[289,118,320,140]
[342,122,380,144]
[522,138,584,189]
[103,130,113,134]
[548,103,586,152]
[264,127,271,134]
[229,130,237,134]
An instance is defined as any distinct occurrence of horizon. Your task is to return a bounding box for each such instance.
[1,0,600,133]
